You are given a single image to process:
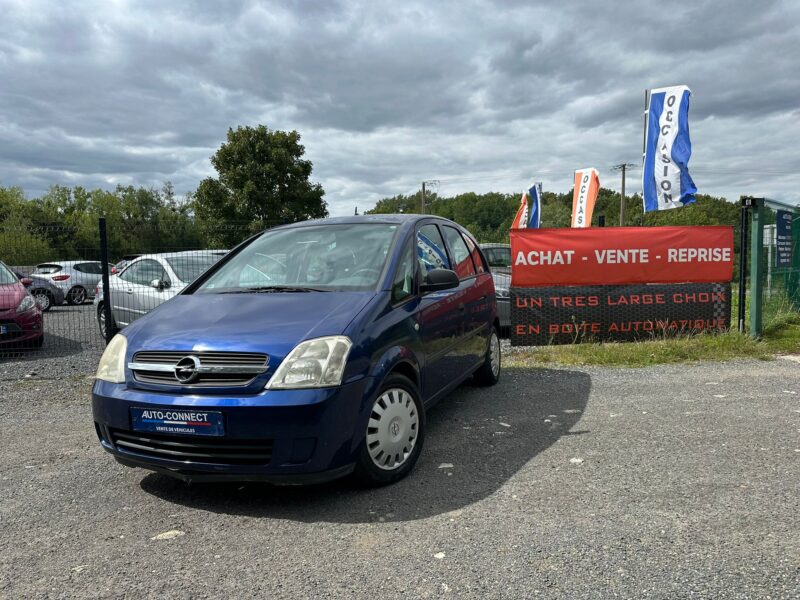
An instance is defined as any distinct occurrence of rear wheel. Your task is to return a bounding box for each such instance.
[473,327,501,386]
[353,374,425,486]
[33,290,52,312]
[97,303,118,339]
[67,286,87,305]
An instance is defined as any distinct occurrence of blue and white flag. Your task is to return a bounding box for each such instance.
[527,182,542,228]
[642,85,697,212]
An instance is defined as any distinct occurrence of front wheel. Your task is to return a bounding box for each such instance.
[353,374,425,486]
[473,327,501,386]
[97,303,118,339]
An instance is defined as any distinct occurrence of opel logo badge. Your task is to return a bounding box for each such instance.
[174,355,201,384]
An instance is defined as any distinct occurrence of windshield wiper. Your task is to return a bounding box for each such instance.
[213,286,331,294]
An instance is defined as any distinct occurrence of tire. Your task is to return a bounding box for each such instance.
[473,326,501,386]
[97,303,118,339]
[67,286,87,305]
[32,335,44,349]
[352,373,425,486]
[33,290,52,312]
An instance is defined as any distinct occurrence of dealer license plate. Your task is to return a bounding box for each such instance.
[130,407,225,436]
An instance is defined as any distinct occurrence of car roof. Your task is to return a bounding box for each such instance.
[131,250,228,261]
[271,214,469,233]
[36,260,99,266]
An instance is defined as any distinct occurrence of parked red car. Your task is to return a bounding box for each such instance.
[0,261,43,349]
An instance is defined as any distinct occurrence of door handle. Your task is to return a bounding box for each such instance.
[125,289,133,294]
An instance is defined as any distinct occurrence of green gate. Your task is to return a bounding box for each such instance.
[746,197,800,337]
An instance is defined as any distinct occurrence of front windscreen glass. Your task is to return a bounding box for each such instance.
[0,263,17,284]
[197,224,398,293]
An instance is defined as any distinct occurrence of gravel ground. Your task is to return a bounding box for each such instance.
[0,303,103,381]
[0,357,798,599]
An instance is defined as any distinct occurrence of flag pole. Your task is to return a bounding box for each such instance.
[641,89,650,225]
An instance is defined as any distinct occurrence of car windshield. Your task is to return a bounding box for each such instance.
[0,263,16,284]
[484,247,511,268]
[166,254,224,284]
[198,224,398,293]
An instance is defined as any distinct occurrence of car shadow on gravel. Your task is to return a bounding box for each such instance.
[139,367,591,523]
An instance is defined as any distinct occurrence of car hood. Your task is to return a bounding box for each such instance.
[0,283,26,311]
[122,291,376,358]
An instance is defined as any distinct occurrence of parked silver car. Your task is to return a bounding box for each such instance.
[480,243,511,333]
[32,260,109,305]
[95,250,227,337]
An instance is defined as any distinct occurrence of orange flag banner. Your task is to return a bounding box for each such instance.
[571,168,600,228]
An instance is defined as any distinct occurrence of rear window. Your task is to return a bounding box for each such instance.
[34,263,62,274]
[166,254,222,284]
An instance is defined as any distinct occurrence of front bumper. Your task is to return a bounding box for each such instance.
[92,376,376,483]
[0,308,43,345]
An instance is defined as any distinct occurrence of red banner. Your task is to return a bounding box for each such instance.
[510,226,734,287]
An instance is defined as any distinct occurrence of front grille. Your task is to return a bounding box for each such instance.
[109,429,273,466]
[130,351,268,387]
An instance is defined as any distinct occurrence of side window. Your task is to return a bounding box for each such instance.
[391,242,415,303]
[73,263,87,273]
[416,224,450,275]
[119,262,142,284]
[136,260,169,286]
[463,235,487,273]
[442,226,477,280]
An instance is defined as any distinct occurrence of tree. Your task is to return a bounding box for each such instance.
[193,125,327,245]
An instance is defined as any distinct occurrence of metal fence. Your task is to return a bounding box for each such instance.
[0,219,253,360]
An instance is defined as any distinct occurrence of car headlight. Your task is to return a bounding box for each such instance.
[496,287,510,299]
[16,295,36,313]
[96,334,127,383]
[266,336,353,389]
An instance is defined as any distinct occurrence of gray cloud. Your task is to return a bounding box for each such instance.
[0,0,798,213]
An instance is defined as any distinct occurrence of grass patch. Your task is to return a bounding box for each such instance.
[506,318,800,368]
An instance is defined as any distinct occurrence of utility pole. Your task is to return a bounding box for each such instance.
[420,180,439,215]
[612,163,636,226]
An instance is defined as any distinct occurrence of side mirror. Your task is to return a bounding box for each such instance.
[420,269,460,293]
[150,279,168,291]
[20,278,33,286]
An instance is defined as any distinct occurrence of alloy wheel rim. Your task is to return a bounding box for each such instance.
[366,387,419,471]
[35,293,50,310]
[71,288,86,303]
[99,311,106,336]
[490,332,500,377]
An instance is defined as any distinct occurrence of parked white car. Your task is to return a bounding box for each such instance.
[33,260,111,305]
[95,250,227,337]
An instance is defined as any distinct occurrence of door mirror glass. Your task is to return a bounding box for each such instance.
[420,269,459,293]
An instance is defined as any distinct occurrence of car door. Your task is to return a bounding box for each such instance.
[128,259,171,321]
[415,222,467,400]
[114,261,144,325]
[441,226,494,367]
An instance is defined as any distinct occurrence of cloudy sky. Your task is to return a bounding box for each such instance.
[1,0,798,215]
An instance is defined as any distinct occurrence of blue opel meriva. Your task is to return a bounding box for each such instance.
[93,215,500,485]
